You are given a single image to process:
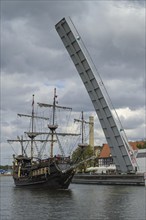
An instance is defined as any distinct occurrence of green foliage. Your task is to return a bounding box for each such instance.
[72,145,94,172]
[136,141,146,149]
[0,165,12,170]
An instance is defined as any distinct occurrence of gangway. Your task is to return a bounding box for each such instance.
[55,17,137,174]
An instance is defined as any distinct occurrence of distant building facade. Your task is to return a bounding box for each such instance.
[136,149,146,172]
[98,141,146,172]
[98,144,113,167]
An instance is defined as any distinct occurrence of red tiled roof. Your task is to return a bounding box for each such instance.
[129,141,143,150]
[99,144,111,158]
[99,141,143,158]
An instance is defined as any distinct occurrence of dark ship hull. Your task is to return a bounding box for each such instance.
[13,156,75,189]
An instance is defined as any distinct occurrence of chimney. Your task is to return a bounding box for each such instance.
[89,116,94,149]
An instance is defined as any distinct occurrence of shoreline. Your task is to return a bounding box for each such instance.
[0,174,12,176]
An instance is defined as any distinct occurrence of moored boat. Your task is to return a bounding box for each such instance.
[8,89,90,189]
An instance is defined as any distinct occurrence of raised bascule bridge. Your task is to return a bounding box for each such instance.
[55,17,145,186]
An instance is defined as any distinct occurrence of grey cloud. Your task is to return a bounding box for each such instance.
[1,1,145,164]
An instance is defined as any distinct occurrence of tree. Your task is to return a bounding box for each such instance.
[136,141,146,149]
[72,145,94,172]
[0,165,12,170]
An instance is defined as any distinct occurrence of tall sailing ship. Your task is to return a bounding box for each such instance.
[8,88,90,189]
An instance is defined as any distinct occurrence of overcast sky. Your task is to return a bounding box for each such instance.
[1,0,145,165]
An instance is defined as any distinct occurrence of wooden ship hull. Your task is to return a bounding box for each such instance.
[13,157,75,189]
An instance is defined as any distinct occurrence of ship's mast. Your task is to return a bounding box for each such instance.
[8,95,37,160]
[31,94,35,160]
[38,88,72,158]
[48,88,58,158]
[74,111,89,148]
[8,91,79,159]
[81,111,84,144]
[17,135,25,156]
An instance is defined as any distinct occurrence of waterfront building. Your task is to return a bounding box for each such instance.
[98,141,146,173]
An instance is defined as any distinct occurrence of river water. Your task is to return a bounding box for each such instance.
[0,176,146,220]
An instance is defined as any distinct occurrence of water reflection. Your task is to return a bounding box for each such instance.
[11,186,74,220]
[13,186,73,198]
[95,185,146,220]
[1,177,146,220]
